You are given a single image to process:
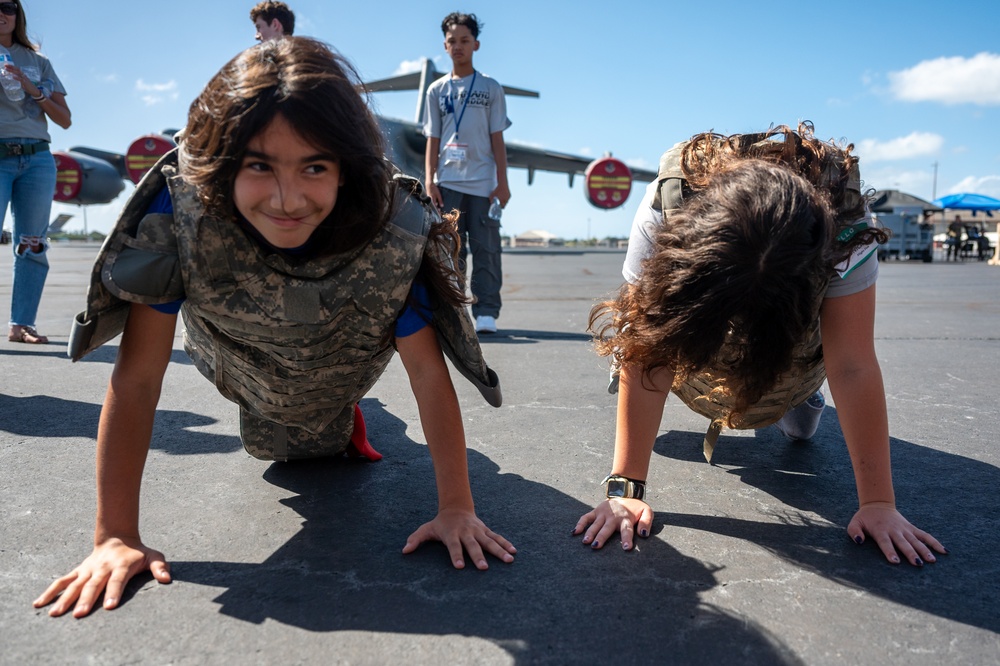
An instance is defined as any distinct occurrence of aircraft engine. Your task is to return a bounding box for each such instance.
[584,156,633,209]
[53,151,126,206]
[126,134,175,184]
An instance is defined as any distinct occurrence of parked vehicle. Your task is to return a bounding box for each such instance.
[870,190,940,262]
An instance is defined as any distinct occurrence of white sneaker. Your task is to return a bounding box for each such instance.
[775,390,825,440]
[475,315,497,334]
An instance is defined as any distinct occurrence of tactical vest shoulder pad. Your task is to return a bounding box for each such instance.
[651,142,688,212]
[69,150,182,361]
[392,172,432,205]
[103,212,184,303]
[388,173,434,237]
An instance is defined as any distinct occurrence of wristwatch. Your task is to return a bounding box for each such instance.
[602,474,645,500]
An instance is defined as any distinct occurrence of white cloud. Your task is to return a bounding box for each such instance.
[135,78,178,106]
[862,167,935,197]
[394,58,426,75]
[888,52,1000,106]
[855,132,944,162]
[948,175,1000,198]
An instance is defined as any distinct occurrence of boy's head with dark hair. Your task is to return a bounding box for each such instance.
[441,12,483,74]
[250,1,295,40]
[440,12,482,38]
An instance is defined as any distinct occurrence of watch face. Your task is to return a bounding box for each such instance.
[606,479,628,498]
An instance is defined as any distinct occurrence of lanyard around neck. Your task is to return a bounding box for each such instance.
[447,70,477,140]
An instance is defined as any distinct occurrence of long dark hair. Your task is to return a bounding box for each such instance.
[8,1,37,51]
[181,37,391,257]
[591,123,886,418]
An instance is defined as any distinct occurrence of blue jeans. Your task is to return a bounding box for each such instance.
[0,140,56,327]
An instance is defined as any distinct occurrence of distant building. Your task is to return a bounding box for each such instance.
[511,230,564,247]
[870,189,939,261]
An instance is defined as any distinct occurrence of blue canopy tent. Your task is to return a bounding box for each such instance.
[932,193,1000,216]
[933,193,999,261]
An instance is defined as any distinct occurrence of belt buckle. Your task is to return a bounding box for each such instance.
[8,144,23,156]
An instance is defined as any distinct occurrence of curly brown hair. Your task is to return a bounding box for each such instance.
[591,123,886,420]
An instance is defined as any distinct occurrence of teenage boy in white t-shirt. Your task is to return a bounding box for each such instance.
[423,12,511,334]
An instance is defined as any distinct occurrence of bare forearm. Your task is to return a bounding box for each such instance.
[827,362,895,506]
[398,329,474,511]
[94,382,159,542]
[94,305,175,542]
[39,92,71,130]
[611,363,673,480]
[418,378,474,511]
[425,137,441,188]
[821,286,895,507]
[491,133,509,189]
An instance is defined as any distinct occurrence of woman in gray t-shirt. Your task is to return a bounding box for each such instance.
[1,0,71,344]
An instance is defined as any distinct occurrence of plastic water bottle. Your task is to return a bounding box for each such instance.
[0,46,23,101]
[488,197,502,221]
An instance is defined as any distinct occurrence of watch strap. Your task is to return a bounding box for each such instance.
[602,474,646,501]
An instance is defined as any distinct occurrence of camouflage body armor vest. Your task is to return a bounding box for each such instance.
[648,140,861,461]
[70,151,500,460]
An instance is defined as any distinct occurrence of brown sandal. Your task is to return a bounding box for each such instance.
[8,325,48,344]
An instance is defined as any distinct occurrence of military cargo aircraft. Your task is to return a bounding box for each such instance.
[51,58,656,210]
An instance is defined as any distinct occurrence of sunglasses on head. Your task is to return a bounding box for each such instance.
[0,3,17,16]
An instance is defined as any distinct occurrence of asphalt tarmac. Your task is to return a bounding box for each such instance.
[2,243,998,665]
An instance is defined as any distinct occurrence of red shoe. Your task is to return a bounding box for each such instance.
[346,403,382,461]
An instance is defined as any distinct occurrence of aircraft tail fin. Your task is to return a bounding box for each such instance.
[48,213,73,232]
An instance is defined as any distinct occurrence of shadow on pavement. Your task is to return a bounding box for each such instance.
[652,406,998,634]
[476,329,591,345]
[0,393,238,455]
[167,398,804,665]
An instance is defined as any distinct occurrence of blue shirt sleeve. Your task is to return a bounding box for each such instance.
[395,281,433,337]
[144,187,184,315]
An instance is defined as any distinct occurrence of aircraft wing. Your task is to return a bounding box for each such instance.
[506,143,657,186]
[385,117,657,188]
[368,60,656,192]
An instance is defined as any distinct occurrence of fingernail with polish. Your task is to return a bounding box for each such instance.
[640,529,648,537]
[591,540,600,549]
[914,557,924,567]
[854,535,863,544]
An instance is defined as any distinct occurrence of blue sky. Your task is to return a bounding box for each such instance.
[26,0,1000,238]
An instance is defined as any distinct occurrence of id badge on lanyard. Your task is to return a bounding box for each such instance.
[444,71,477,168]
[444,142,468,164]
